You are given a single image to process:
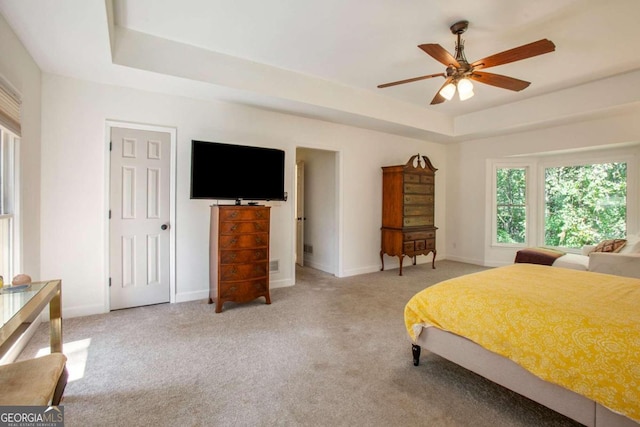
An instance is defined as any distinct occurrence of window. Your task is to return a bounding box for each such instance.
[0,80,20,283]
[544,162,627,248]
[491,154,633,253]
[495,167,527,244]
[0,127,17,281]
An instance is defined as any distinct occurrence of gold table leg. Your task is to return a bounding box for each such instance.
[49,288,63,353]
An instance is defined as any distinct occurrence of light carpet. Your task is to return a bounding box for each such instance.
[19,260,582,426]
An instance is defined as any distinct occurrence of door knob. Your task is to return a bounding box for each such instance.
[161,224,169,230]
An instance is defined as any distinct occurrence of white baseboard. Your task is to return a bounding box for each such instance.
[341,265,381,277]
[64,303,108,318]
[302,259,334,274]
[445,254,487,266]
[174,289,209,303]
[270,278,293,289]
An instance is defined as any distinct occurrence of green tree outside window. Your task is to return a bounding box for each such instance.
[496,168,527,244]
[544,163,626,248]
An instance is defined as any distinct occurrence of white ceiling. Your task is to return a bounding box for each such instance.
[2,0,640,142]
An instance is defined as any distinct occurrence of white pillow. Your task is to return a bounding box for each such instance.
[619,233,640,254]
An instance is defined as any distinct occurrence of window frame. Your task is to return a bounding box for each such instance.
[491,162,532,248]
[0,126,20,282]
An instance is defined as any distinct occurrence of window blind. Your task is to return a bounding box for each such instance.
[0,84,20,136]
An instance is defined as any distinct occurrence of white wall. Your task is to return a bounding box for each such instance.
[446,112,640,267]
[39,74,446,318]
[0,14,41,280]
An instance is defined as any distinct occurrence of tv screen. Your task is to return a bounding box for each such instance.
[190,140,286,201]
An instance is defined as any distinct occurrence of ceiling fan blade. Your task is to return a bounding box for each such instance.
[430,77,454,105]
[469,71,531,91]
[470,39,555,70]
[418,44,460,68]
[377,73,445,89]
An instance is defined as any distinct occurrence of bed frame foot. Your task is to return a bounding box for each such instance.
[412,344,421,366]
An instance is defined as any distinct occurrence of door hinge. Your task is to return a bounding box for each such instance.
[109,277,112,287]
[108,210,111,219]
[109,141,112,151]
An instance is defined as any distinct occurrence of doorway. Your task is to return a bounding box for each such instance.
[107,122,176,310]
[295,147,339,277]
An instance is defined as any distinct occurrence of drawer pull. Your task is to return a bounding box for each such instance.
[230,224,238,232]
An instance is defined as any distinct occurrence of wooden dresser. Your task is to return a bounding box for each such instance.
[380,154,437,275]
[209,205,271,312]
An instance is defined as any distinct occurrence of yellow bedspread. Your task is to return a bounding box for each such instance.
[404,263,640,423]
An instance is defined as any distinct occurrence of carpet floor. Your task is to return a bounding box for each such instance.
[19,260,582,426]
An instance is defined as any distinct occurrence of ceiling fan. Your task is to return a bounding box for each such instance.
[377,20,556,105]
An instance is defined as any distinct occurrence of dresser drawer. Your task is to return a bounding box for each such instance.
[404,183,429,194]
[219,233,269,249]
[404,205,433,216]
[404,173,421,183]
[220,248,268,264]
[405,238,435,254]
[404,230,436,240]
[220,263,268,281]
[219,278,269,301]
[421,175,434,184]
[403,241,415,253]
[404,194,433,204]
[219,208,270,221]
[219,220,269,234]
[403,216,432,227]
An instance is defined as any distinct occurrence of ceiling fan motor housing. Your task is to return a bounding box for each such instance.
[450,20,469,35]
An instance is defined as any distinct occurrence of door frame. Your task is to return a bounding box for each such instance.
[295,160,305,267]
[292,147,343,281]
[104,120,177,312]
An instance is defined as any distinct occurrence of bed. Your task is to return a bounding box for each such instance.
[404,263,640,427]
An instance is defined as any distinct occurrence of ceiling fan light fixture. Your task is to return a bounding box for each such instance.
[457,78,474,101]
[439,82,456,100]
[458,90,474,101]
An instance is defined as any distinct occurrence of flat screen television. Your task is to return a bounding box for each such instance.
[190,140,286,201]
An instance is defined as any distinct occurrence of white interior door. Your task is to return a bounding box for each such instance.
[110,127,171,310]
[296,161,305,266]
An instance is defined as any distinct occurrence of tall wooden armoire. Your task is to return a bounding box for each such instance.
[380,154,437,275]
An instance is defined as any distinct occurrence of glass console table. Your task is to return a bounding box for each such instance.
[0,280,62,359]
